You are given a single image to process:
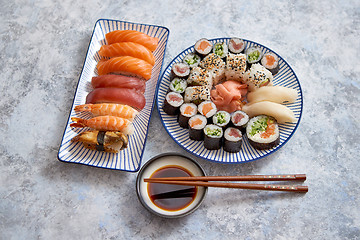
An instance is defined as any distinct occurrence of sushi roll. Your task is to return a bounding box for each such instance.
[228,38,246,54]
[246,115,280,150]
[169,78,187,94]
[194,38,213,57]
[178,103,197,128]
[223,127,242,153]
[245,46,263,65]
[244,63,273,92]
[231,110,249,133]
[225,53,247,82]
[212,111,231,128]
[188,114,207,141]
[184,86,211,104]
[199,53,226,85]
[198,101,217,120]
[183,52,201,68]
[213,42,228,58]
[261,52,280,75]
[187,66,213,87]
[203,124,223,150]
[163,92,184,115]
[172,62,191,78]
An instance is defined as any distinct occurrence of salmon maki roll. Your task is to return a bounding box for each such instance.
[98,42,155,65]
[105,30,159,52]
[96,56,153,80]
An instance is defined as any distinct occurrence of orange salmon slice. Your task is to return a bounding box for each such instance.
[184,106,193,115]
[190,118,203,128]
[199,41,211,51]
[202,103,213,116]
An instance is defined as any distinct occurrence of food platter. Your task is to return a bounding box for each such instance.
[156,38,302,163]
[58,19,169,172]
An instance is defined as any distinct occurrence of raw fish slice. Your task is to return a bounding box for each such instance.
[74,103,139,121]
[98,42,155,65]
[85,88,146,110]
[105,30,159,52]
[91,74,146,93]
[70,116,134,135]
[96,56,153,80]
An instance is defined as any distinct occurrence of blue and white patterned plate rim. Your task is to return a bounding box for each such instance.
[156,37,303,164]
[58,19,170,172]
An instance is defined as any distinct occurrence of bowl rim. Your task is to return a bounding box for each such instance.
[136,152,208,218]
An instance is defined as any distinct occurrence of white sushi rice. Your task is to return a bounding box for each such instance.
[244,63,274,91]
[199,53,225,85]
[187,66,213,87]
[225,53,247,82]
[184,86,211,103]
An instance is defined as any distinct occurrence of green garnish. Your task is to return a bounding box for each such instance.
[206,128,222,136]
[249,117,268,136]
[216,113,226,124]
[172,80,184,92]
[215,43,224,56]
[185,55,199,65]
[248,50,260,62]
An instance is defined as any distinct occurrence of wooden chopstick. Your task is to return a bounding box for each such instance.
[144,174,306,182]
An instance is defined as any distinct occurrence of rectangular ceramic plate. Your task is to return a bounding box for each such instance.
[58,19,169,172]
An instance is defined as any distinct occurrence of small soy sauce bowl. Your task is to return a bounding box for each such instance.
[136,153,208,218]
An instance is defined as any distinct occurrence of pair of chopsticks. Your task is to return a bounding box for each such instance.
[144,174,308,193]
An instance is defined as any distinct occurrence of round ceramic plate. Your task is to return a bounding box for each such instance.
[156,38,303,164]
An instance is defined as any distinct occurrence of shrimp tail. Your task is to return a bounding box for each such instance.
[70,117,87,128]
[74,104,92,112]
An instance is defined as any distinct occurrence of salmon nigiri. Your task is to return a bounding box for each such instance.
[98,42,155,65]
[96,56,153,80]
[105,30,159,52]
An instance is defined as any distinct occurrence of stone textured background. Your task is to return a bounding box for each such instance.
[1,0,359,239]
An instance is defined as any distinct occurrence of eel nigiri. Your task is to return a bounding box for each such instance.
[70,116,134,135]
[91,74,146,93]
[74,103,139,121]
[105,30,159,52]
[71,130,128,153]
[98,42,155,65]
[85,88,146,110]
[96,56,153,80]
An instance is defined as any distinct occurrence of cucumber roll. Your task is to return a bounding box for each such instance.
[212,111,231,128]
[246,115,280,150]
[188,114,207,141]
[169,78,187,94]
[261,52,280,75]
[194,38,213,57]
[163,92,184,115]
[183,52,201,68]
[246,46,263,65]
[172,62,191,78]
[223,127,242,153]
[231,110,249,133]
[213,42,228,58]
[228,38,246,54]
[203,124,223,150]
[178,103,197,128]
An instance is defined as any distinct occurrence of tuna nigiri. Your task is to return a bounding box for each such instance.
[74,103,139,121]
[91,74,146,93]
[85,88,146,110]
[96,56,153,80]
[98,42,155,66]
[70,116,135,135]
[105,30,159,52]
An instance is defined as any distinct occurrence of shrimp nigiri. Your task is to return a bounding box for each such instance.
[105,30,159,52]
[74,103,139,121]
[70,116,134,135]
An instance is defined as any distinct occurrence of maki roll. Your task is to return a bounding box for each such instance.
[261,52,280,75]
[225,53,247,82]
[183,52,201,68]
[231,110,249,133]
[187,66,213,87]
[223,127,242,153]
[228,38,246,54]
[203,124,223,150]
[184,86,211,104]
[169,78,187,94]
[213,42,228,58]
[212,111,231,128]
[178,103,197,128]
[199,53,226,85]
[246,115,280,150]
[246,46,263,65]
[244,63,273,91]
[172,62,191,78]
[194,38,213,57]
[188,114,207,141]
[163,92,184,115]
[198,100,217,120]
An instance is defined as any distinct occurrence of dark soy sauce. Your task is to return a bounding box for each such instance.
[148,165,197,211]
